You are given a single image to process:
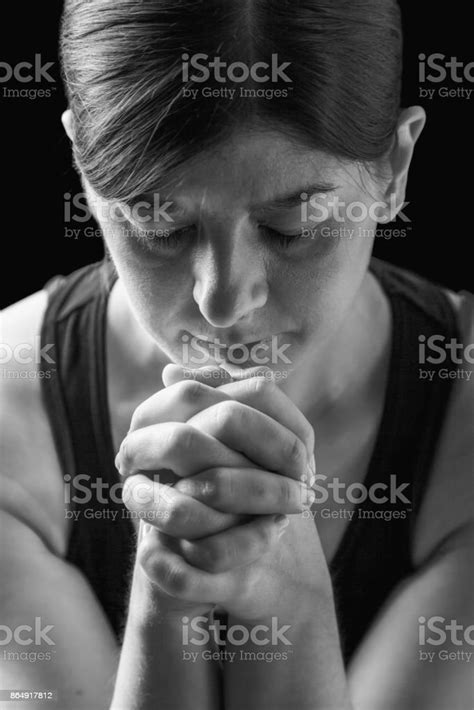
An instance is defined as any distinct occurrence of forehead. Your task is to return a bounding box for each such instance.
[155,129,360,214]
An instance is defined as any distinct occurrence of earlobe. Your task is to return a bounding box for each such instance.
[61,109,75,142]
[380,106,427,222]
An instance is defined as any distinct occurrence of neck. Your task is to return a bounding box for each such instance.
[279,272,391,418]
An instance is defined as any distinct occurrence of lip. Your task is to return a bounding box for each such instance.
[194,335,276,350]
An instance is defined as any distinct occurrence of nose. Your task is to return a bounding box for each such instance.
[192,225,268,327]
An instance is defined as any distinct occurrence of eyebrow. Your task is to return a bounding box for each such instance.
[251,184,340,214]
[134,182,339,219]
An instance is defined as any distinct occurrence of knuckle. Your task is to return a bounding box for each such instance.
[165,423,195,453]
[213,400,242,432]
[249,376,274,398]
[129,402,147,432]
[249,478,268,503]
[285,435,306,469]
[195,540,221,571]
[165,497,191,531]
[162,561,189,595]
[138,541,189,595]
[121,476,138,510]
[196,471,220,504]
[255,520,274,548]
[136,535,158,577]
[119,435,135,473]
[277,479,293,509]
[176,379,206,405]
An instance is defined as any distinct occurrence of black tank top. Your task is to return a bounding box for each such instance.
[39,257,459,665]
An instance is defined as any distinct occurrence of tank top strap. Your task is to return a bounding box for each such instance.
[367,257,460,519]
[329,257,460,663]
[40,259,134,638]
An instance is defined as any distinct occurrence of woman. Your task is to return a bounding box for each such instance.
[1,0,473,708]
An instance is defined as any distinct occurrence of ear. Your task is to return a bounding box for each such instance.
[61,109,75,142]
[379,106,426,223]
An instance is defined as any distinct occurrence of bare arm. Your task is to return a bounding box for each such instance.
[111,525,222,710]
[224,292,474,710]
[0,296,222,710]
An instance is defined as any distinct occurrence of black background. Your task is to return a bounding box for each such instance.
[1,1,473,308]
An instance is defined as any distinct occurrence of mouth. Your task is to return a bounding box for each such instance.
[195,335,275,351]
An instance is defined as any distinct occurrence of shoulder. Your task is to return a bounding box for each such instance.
[1,290,68,557]
[413,288,474,566]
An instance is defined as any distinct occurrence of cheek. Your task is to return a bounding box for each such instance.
[271,231,372,339]
[103,225,193,333]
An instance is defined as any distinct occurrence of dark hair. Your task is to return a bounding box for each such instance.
[60,0,402,203]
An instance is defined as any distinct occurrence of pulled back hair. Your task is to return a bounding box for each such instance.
[60,0,402,204]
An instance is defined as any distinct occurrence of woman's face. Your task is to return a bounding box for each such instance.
[89,130,387,377]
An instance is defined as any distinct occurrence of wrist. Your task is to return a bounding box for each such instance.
[129,560,213,630]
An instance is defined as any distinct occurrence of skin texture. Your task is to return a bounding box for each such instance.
[85,130,387,380]
[2,104,473,710]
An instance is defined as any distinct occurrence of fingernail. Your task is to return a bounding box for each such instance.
[306,466,316,488]
[299,483,315,508]
[309,454,316,476]
[303,490,316,510]
[138,522,154,542]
